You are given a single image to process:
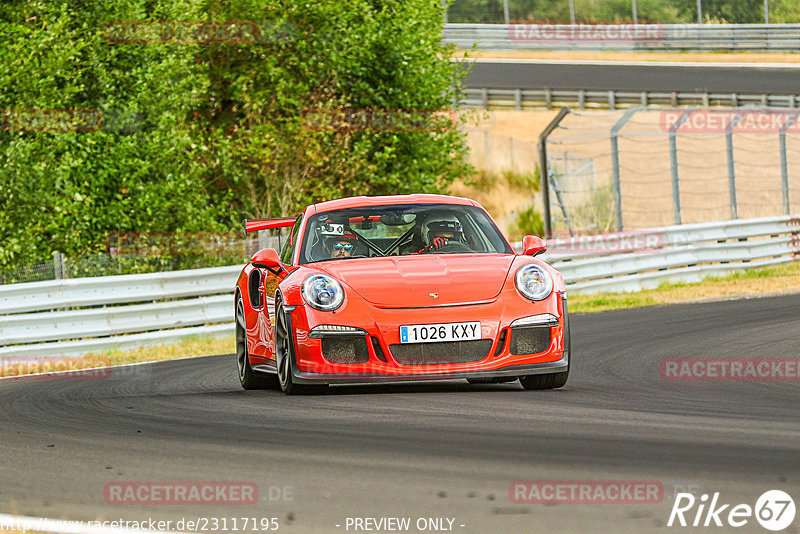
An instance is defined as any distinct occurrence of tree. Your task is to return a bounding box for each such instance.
[0,0,472,274]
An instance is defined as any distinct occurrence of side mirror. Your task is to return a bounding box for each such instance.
[251,248,283,271]
[522,235,547,257]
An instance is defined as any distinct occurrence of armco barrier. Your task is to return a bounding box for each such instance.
[443,23,800,52]
[462,87,800,111]
[1,215,798,357]
[538,215,800,293]
[0,266,242,358]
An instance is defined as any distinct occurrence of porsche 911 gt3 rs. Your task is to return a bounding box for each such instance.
[235,194,569,394]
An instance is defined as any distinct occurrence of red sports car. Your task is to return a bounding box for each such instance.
[235,194,570,394]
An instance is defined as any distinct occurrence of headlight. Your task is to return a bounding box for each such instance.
[302,274,344,311]
[515,264,553,301]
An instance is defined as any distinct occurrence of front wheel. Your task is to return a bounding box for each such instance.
[519,370,569,390]
[519,303,571,390]
[275,301,327,395]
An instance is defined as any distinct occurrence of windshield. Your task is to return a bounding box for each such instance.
[299,203,513,264]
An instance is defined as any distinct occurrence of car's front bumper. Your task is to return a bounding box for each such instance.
[283,288,569,385]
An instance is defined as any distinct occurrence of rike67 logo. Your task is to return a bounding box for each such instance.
[668,490,796,531]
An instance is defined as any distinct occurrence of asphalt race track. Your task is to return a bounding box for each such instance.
[2,294,799,533]
[463,60,800,93]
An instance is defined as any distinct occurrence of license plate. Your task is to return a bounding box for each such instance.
[399,321,481,344]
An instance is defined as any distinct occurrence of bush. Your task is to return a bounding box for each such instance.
[0,0,472,276]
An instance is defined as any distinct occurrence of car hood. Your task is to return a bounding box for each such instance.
[316,254,516,307]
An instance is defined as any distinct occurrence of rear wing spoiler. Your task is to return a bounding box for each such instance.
[243,217,296,235]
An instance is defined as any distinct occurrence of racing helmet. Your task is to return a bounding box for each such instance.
[424,217,465,246]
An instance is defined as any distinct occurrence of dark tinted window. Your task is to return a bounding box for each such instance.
[299,204,512,264]
[280,216,303,264]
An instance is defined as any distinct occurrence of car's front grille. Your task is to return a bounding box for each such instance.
[509,326,551,355]
[321,337,370,364]
[389,340,493,365]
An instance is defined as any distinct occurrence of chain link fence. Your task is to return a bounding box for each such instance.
[0,232,287,285]
[542,108,800,235]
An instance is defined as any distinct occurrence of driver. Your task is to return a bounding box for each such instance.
[422,220,468,252]
[324,231,359,259]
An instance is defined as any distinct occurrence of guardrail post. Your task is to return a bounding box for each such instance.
[578,90,585,110]
[538,107,571,239]
[609,107,642,232]
[52,251,65,280]
[442,0,447,23]
[669,111,691,225]
[608,91,616,111]
[779,113,798,215]
[725,119,739,220]
[514,89,521,110]
[669,134,682,225]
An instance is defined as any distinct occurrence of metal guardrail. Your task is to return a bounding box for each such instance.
[0,266,241,358]
[1,215,798,357]
[538,215,800,293]
[443,23,800,52]
[462,87,800,110]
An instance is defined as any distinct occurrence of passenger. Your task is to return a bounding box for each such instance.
[325,231,359,259]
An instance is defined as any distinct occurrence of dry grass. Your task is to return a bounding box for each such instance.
[466,50,800,64]
[569,259,800,313]
[0,334,234,378]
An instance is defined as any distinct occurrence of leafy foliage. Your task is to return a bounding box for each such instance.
[0,0,471,275]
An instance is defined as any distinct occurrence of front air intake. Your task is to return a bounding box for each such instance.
[509,326,551,355]
[389,340,492,365]
[321,337,370,364]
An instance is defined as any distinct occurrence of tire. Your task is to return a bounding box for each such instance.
[275,301,327,395]
[236,295,279,390]
[519,303,571,391]
[519,369,569,390]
